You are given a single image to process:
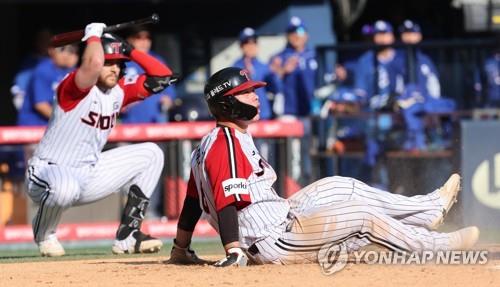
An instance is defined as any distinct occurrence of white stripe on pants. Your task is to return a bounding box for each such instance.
[25,142,164,242]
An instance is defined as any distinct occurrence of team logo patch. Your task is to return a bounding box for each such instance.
[240,69,251,80]
[222,178,249,197]
[124,74,139,85]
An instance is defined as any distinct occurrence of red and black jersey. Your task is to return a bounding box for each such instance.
[187,126,289,247]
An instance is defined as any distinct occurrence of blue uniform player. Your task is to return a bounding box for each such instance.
[354,21,405,110]
[270,16,317,117]
[121,28,176,124]
[353,21,405,186]
[269,16,318,184]
[397,20,455,151]
[398,20,441,100]
[232,28,273,120]
[17,44,78,126]
[482,52,500,107]
[11,29,52,112]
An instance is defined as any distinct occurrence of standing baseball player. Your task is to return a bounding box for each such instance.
[168,67,479,266]
[25,22,174,257]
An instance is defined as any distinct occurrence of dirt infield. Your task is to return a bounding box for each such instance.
[1,252,499,287]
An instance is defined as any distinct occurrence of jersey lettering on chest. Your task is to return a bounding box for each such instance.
[250,150,271,177]
[255,158,272,177]
[81,111,119,130]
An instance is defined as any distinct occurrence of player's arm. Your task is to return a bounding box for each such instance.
[75,23,107,90]
[32,68,54,119]
[353,53,371,104]
[168,171,211,265]
[57,23,106,112]
[205,129,253,267]
[34,102,52,119]
[119,42,175,107]
[214,204,248,267]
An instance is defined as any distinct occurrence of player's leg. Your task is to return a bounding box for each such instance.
[25,163,82,257]
[349,174,460,229]
[288,175,458,229]
[254,200,478,264]
[77,142,164,254]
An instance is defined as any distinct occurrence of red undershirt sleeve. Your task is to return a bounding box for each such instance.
[120,49,173,108]
[57,71,92,112]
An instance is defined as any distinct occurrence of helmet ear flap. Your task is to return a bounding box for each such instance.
[211,97,235,120]
[119,62,126,78]
[219,96,235,114]
[208,95,257,121]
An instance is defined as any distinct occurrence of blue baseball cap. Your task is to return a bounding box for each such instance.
[399,20,421,33]
[361,24,374,36]
[239,27,258,44]
[286,16,307,35]
[373,20,393,34]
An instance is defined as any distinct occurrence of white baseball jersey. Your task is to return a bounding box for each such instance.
[33,71,142,167]
[188,126,290,248]
[188,126,457,265]
[26,71,164,243]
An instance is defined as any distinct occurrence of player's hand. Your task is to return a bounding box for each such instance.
[214,247,248,267]
[119,38,134,57]
[160,95,173,111]
[82,23,106,41]
[269,56,283,76]
[165,240,213,265]
[283,56,299,74]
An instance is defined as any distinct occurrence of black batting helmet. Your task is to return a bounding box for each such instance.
[101,33,129,78]
[204,67,266,120]
[101,33,129,61]
[78,33,129,78]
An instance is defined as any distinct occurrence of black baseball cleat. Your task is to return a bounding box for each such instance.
[112,230,163,254]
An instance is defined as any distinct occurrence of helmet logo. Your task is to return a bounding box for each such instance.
[109,42,121,54]
[207,80,232,99]
[240,69,250,81]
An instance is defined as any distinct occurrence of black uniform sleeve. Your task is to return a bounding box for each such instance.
[217,204,239,246]
[177,196,203,232]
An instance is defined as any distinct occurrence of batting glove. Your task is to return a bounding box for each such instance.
[120,40,134,57]
[214,247,248,267]
[82,23,106,41]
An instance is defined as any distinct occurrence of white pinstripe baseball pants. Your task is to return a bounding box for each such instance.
[251,176,452,264]
[25,142,164,243]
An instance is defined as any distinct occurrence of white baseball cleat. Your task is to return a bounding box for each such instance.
[429,173,461,230]
[447,226,480,250]
[38,234,65,257]
[112,230,162,254]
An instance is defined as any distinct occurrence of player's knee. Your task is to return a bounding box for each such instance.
[47,180,80,208]
[144,142,164,167]
[347,200,377,221]
[321,176,347,185]
[350,203,386,232]
[328,175,344,182]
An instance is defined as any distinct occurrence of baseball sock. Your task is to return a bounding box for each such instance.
[116,185,149,240]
